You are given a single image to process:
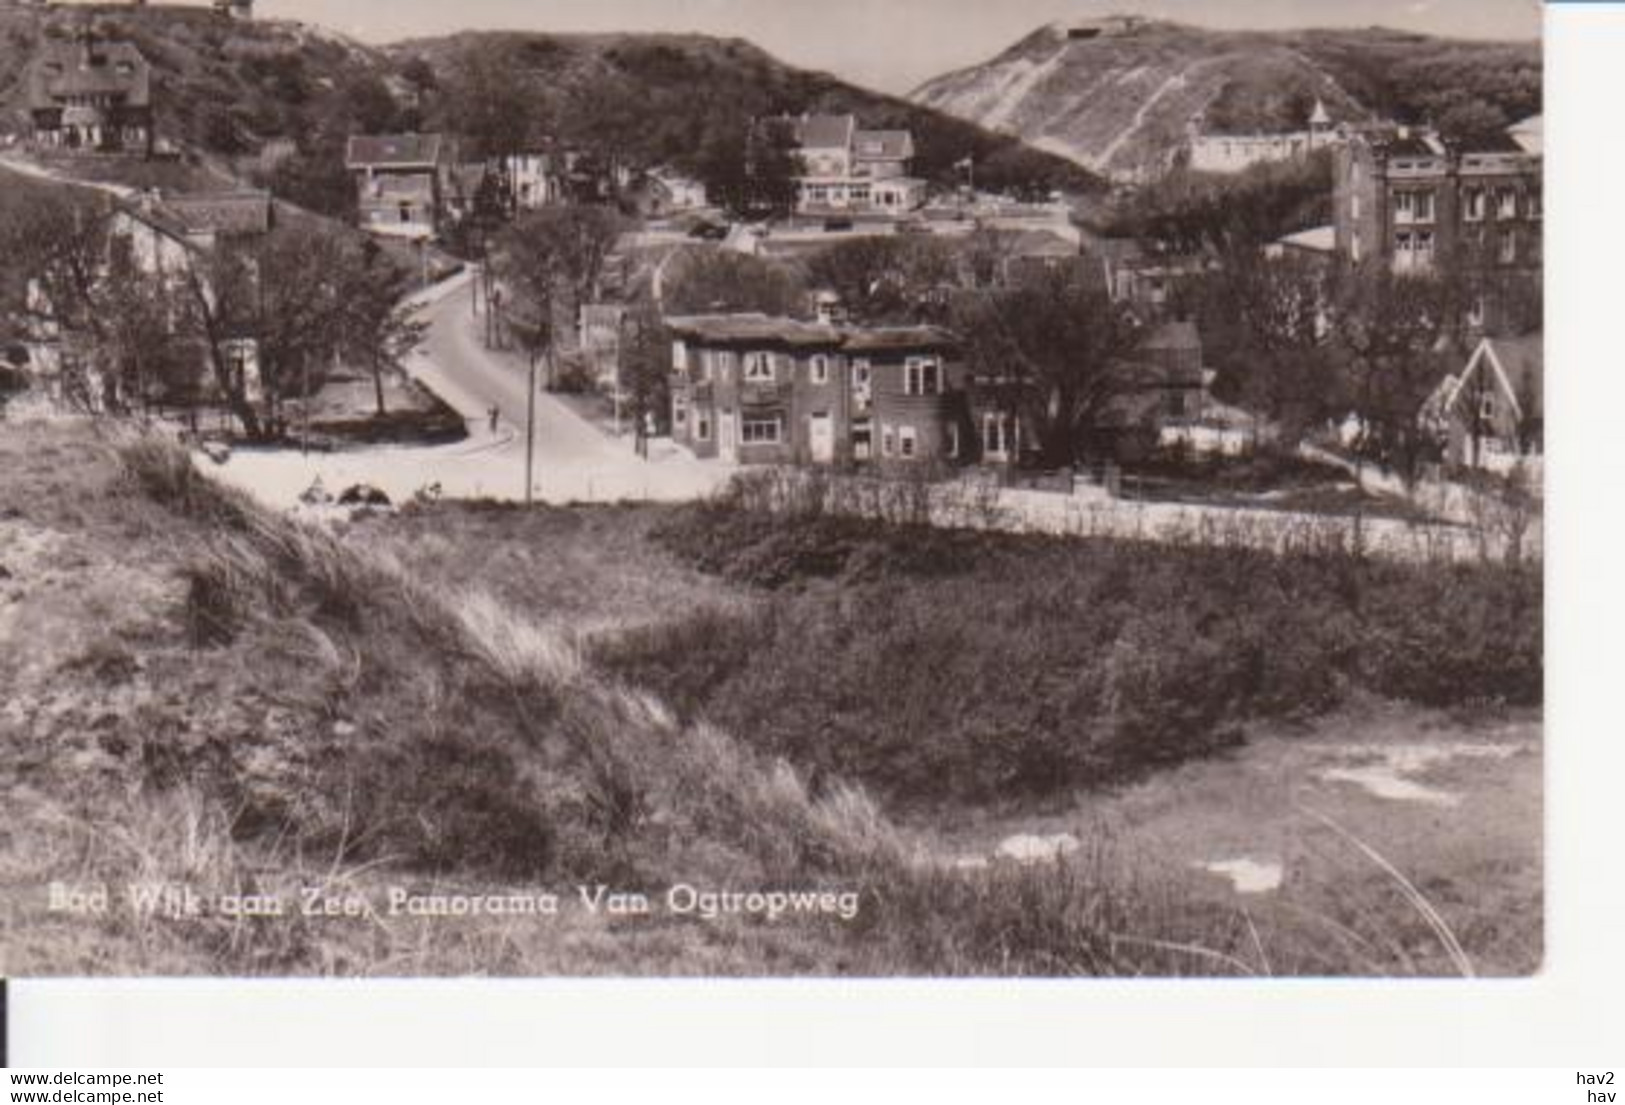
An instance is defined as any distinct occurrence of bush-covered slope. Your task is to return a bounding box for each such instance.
[394,30,1105,195]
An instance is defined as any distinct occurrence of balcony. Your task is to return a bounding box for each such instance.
[739,381,788,407]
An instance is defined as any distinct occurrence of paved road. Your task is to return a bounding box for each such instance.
[206,271,731,508]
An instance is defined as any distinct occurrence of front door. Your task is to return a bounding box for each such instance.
[719,410,738,463]
[809,412,834,464]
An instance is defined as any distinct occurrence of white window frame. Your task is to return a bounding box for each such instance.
[1496,187,1518,220]
[1463,188,1486,223]
[809,354,830,385]
[904,356,942,396]
[696,414,711,441]
[982,413,1013,459]
[946,422,960,459]
[1499,229,1517,263]
[741,416,782,445]
[672,340,689,373]
[881,424,896,458]
[851,418,873,461]
[743,351,774,383]
[898,426,918,459]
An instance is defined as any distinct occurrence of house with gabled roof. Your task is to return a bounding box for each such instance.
[346,133,455,240]
[1424,334,1543,472]
[25,32,153,157]
[787,113,927,217]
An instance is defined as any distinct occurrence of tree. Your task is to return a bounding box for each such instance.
[659,248,806,317]
[341,241,429,418]
[1193,252,1347,446]
[805,236,959,324]
[696,116,799,222]
[953,269,1145,468]
[1333,267,1452,486]
[494,204,629,385]
[0,188,195,415]
[616,295,671,453]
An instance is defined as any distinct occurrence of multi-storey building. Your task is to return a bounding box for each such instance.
[346,133,454,241]
[25,33,153,157]
[788,114,928,217]
[1333,124,1542,279]
[667,314,968,466]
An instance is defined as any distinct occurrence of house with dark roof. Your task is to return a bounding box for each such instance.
[1423,334,1543,472]
[25,33,153,157]
[346,133,454,240]
[787,114,927,217]
[667,313,969,465]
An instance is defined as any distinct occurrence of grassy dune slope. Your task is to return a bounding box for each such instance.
[0,422,1533,976]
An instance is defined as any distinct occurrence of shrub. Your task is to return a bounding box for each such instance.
[612,502,1543,808]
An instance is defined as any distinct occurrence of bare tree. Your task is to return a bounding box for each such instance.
[953,268,1145,468]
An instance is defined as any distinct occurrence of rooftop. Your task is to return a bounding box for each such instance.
[27,38,151,110]
[666,313,844,347]
[853,130,914,160]
[791,114,857,151]
[346,133,446,169]
[666,314,956,352]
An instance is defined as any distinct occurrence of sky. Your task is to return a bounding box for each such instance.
[258,0,1542,94]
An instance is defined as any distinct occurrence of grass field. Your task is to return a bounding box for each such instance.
[0,421,1542,976]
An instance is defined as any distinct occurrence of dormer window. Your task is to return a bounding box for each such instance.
[743,351,773,382]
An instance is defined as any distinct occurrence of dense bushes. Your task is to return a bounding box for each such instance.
[591,502,1541,808]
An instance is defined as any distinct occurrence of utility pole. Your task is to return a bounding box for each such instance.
[301,352,310,457]
[525,343,537,505]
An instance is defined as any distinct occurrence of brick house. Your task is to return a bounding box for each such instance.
[788,114,928,217]
[26,33,153,157]
[667,314,969,466]
[1333,124,1542,279]
[346,133,454,240]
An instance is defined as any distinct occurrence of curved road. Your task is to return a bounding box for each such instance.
[207,271,730,508]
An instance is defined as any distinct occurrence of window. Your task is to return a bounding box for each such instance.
[741,417,781,444]
[1395,230,1434,271]
[852,419,873,460]
[1500,229,1517,264]
[1463,187,1486,223]
[983,413,1013,459]
[1480,393,1497,421]
[904,357,942,396]
[851,359,873,409]
[673,393,689,427]
[1350,231,1361,263]
[715,350,735,381]
[1527,189,1542,220]
[672,340,689,373]
[1351,194,1360,221]
[743,352,773,382]
[1393,190,1433,224]
[881,425,896,458]
[809,355,830,385]
[1496,187,1518,220]
[946,422,960,459]
[898,426,918,459]
[696,414,711,441]
[1467,296,1486,329]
